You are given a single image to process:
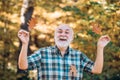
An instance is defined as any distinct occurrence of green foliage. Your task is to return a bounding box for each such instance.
[0,0,120,80]
[62,6,86,17]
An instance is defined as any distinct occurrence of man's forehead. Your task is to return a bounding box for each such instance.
[56,24,72,31]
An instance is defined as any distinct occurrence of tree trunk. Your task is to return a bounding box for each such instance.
[17,0,34,79]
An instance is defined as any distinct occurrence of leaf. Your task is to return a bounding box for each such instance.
[91,22,101,35]
[27,17,38,30]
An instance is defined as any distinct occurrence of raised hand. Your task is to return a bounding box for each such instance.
[97,35,111,48]
[18,29,29,45]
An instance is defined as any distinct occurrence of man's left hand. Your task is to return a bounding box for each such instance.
[97,35,111,48]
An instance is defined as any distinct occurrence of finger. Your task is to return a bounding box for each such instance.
[106,35,111,41]
[101,35,111,42]
[99,35,106,41]
[18,29,29,36]
[103,35,111,41]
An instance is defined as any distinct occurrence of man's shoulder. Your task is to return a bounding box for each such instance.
[69,47,83,55]
[70,48,89,59]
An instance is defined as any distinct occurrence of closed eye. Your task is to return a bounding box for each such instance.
[65,31,69,34]
[58,30,62,33]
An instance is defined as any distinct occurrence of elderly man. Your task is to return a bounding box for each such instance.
[18,24,110,80]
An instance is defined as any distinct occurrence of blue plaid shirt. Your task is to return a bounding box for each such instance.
[27,46,94,80]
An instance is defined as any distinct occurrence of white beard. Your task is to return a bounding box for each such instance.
[54,37,72,48]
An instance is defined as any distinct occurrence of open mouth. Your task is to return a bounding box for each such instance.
[59,36,67,41]
[59,38,67,41]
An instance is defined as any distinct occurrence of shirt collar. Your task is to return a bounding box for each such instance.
[54,45,71,56]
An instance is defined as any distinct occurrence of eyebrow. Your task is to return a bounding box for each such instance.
[58,29,70,31]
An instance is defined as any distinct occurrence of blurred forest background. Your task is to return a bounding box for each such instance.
[0,0,120,80]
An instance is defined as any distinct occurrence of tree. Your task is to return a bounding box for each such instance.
[0,0,120,80]
[17,0,35,80]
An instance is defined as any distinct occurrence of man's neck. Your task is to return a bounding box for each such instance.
[57,46,68,57]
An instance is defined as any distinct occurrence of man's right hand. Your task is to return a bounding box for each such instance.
[18,29,29,45]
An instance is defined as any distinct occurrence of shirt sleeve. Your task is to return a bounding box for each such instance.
[27,50,41,70]
[81,53,94,73]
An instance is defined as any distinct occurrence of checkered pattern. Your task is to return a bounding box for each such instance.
[27,46,94,80]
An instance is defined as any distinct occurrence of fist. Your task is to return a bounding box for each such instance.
[97,35,111,48]
[18,29,30,44]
